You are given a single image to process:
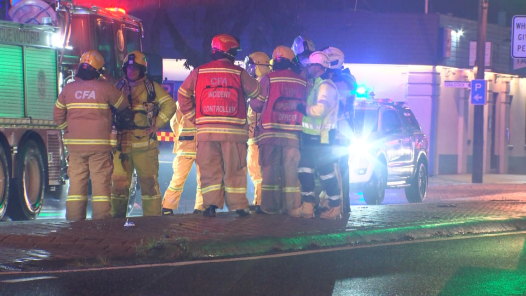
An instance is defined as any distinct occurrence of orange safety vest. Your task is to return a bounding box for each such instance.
[261,69,307,131]
[195,60,246,125]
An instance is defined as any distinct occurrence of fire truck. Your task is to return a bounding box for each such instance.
[0,0,145,220]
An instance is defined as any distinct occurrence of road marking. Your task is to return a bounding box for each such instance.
[1,276,58,283]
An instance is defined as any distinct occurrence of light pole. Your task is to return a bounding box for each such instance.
[472,0,488,183]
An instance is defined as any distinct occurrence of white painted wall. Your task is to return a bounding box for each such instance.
[163,59,526,174]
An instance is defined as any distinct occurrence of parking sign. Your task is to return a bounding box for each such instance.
[471,79,486,105]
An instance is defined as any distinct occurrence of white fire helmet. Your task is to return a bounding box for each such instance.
[323,47,345,69]
[292,35,316,56]
[307,51,330,68]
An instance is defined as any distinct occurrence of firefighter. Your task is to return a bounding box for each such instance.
[322,46,345,76]
[323,46,356,215]
[249,45,306,217]
[54,50,128,221]
[298,51,342,219]
[291,35,316,77]
[178,33,260,217]
[331,72,356,215]
[244,51,271,212]
[161,101,205,215]
[111,50,176,217]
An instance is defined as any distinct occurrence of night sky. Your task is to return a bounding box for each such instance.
[310,0,526,25]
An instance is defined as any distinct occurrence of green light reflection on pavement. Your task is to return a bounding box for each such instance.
[439,238,526,296]
[197,218,526,258]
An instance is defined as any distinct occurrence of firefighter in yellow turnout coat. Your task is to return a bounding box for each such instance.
[244,51,271,210]
[54,50,128,221]
[111,51,176,217]
[161,101,204,215]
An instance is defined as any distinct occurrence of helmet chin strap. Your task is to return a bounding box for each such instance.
[124,65,146,82]
[126,73,145,82]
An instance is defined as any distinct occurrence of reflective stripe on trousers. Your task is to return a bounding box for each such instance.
[298,143,341,204]
[196,141,249,211]
[162,155,204,211]
[247,143,262,205]
[111,147,161,217]
[259,144,301,213]
[67,151,113,221]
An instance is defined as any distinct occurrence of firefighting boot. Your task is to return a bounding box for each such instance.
[203,205,217,217]
[319,206,342,220]
[300,202,315,219]
[320,200,342,220]
[235,209,250,217]
[287,207,302,218]
[250,205,265,214]
[162,208,174,216]
[193,209,203,215]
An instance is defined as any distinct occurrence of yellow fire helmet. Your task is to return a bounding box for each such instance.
[247,51,270,78]
[249,51,270,65]
[79,50,105,71]
[272,45,295,62]
[123,50,147,68]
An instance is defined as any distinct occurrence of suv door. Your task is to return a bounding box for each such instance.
[379,107,410,182]
[399,106,427,172]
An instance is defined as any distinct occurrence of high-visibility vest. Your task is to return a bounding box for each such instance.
[261,69,307,131]
[195,60,246,125]
[302,77,338,143]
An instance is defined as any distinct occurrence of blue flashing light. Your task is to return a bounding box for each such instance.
[354,84,372,99]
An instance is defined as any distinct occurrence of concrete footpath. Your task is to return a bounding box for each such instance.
[0,174,525,272]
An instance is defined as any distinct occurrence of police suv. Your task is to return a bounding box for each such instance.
[348,99,429,205]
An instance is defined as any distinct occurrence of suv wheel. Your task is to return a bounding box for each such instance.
[363,161,386,205]
[405,161,428,203]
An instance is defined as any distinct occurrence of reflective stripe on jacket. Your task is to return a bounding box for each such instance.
[119,78,176,153]
[177,58,260,143]
[171,102,197,157]
[53,78,127,152]
[302,77,339,144]
[261,70,306,131]
[195,61,246,125]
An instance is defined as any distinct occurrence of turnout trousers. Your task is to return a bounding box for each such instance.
[247,142,262,205]
[298,135,342,207]
[259,144,301,214]
[162,156,204,211]
[111,147,161,217]
[196,141,249,211]
[66,151,112,221]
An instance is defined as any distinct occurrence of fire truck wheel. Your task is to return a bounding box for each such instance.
[0,144,9,221]
[8,139,45,220]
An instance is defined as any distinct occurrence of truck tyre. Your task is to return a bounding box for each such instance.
[363,161,386,205]
[7,139,45,220]
[405,160,428,203]
[0,145,9,220]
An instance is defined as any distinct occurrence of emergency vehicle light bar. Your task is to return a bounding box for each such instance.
[105,7,126,14]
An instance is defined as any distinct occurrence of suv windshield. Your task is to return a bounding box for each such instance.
[354,108,378,136]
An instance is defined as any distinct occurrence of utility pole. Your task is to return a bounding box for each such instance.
[472,0,488,183]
